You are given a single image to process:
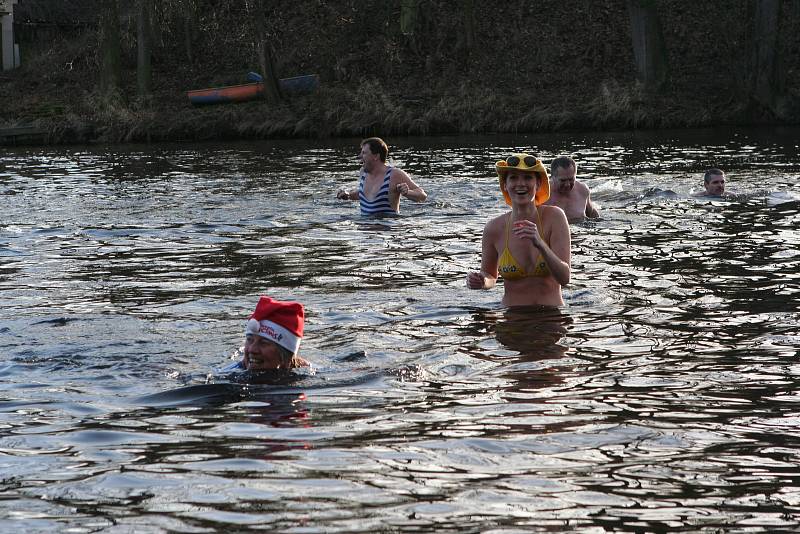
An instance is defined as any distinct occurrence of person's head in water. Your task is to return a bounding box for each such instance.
[703,168,726,196]
[244,296,305,370]
[359,137,389,171]
[550,156,577,195]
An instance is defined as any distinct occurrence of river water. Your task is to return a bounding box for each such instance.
[2,128,800,532]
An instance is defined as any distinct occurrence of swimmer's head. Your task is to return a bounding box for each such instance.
[244,335,294,370]
[550,156,577,194]
[360,137,389,164]
[703,168,726,196]
[495,153,550,206]
[245,296,304,370]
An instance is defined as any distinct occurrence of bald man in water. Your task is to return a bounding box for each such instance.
[544,156,599,222]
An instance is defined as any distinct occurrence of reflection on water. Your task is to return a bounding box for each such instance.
[1,128,800,531]
[494,306,571,356]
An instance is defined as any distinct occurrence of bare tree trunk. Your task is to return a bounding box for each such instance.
[457,0,476,53]
[627,0,668,91]
[252,0,281,104]
[399,0,426,57]
[749,0,784,115]
[183,0,197,64]
[400,0,420,35]
[137,0,153,100]
[99,0,122,96]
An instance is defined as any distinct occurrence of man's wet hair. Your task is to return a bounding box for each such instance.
[550,156,577,177]
[704,168,725,184]
[361,137,389,162]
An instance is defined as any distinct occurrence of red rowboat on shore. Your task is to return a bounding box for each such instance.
[187,74,319,105]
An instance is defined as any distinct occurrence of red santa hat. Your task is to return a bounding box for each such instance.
[245,296,304,354]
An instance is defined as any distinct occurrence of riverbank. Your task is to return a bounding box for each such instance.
[2,1,798,145]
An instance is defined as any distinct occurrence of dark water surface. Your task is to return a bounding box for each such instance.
[2,128,800,532]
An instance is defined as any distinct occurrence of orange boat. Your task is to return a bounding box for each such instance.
[187,82,263,105]
[187,75,319,105]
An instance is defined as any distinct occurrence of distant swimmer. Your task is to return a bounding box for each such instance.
[336,137,427,215]
[223,296,309,372]
[466,153,571,307]
[693,168,735,198]
[544,156,599,222]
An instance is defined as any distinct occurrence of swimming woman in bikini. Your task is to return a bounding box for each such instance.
[466,153,571,307]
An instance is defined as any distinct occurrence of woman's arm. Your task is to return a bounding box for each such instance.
[467,221,499,289]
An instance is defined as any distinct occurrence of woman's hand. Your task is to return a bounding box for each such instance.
[513,219,545,250]
[466,271,486,289]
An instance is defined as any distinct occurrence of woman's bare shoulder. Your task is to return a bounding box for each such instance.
[484,212,508,234]
[540,205,570,231]
[540,204,567,220]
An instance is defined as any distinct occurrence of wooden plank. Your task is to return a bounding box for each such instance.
[0,125,48,145]
[0,126,47,136]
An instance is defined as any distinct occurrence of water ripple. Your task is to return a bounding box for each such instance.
[1,131,800,531]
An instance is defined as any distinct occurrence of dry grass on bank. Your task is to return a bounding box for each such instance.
[1,38,785,144]
[4,0,800,145]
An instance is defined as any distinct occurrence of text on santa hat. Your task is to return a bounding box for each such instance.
[259,324,284,342]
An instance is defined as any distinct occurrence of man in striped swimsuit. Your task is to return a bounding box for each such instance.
[336,137,427,215]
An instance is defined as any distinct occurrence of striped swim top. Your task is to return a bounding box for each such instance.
[359,166,395,216]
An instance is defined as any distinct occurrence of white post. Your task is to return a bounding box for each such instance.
[1,0,17,71]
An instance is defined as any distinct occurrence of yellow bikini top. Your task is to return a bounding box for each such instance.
[498,212,550,280]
